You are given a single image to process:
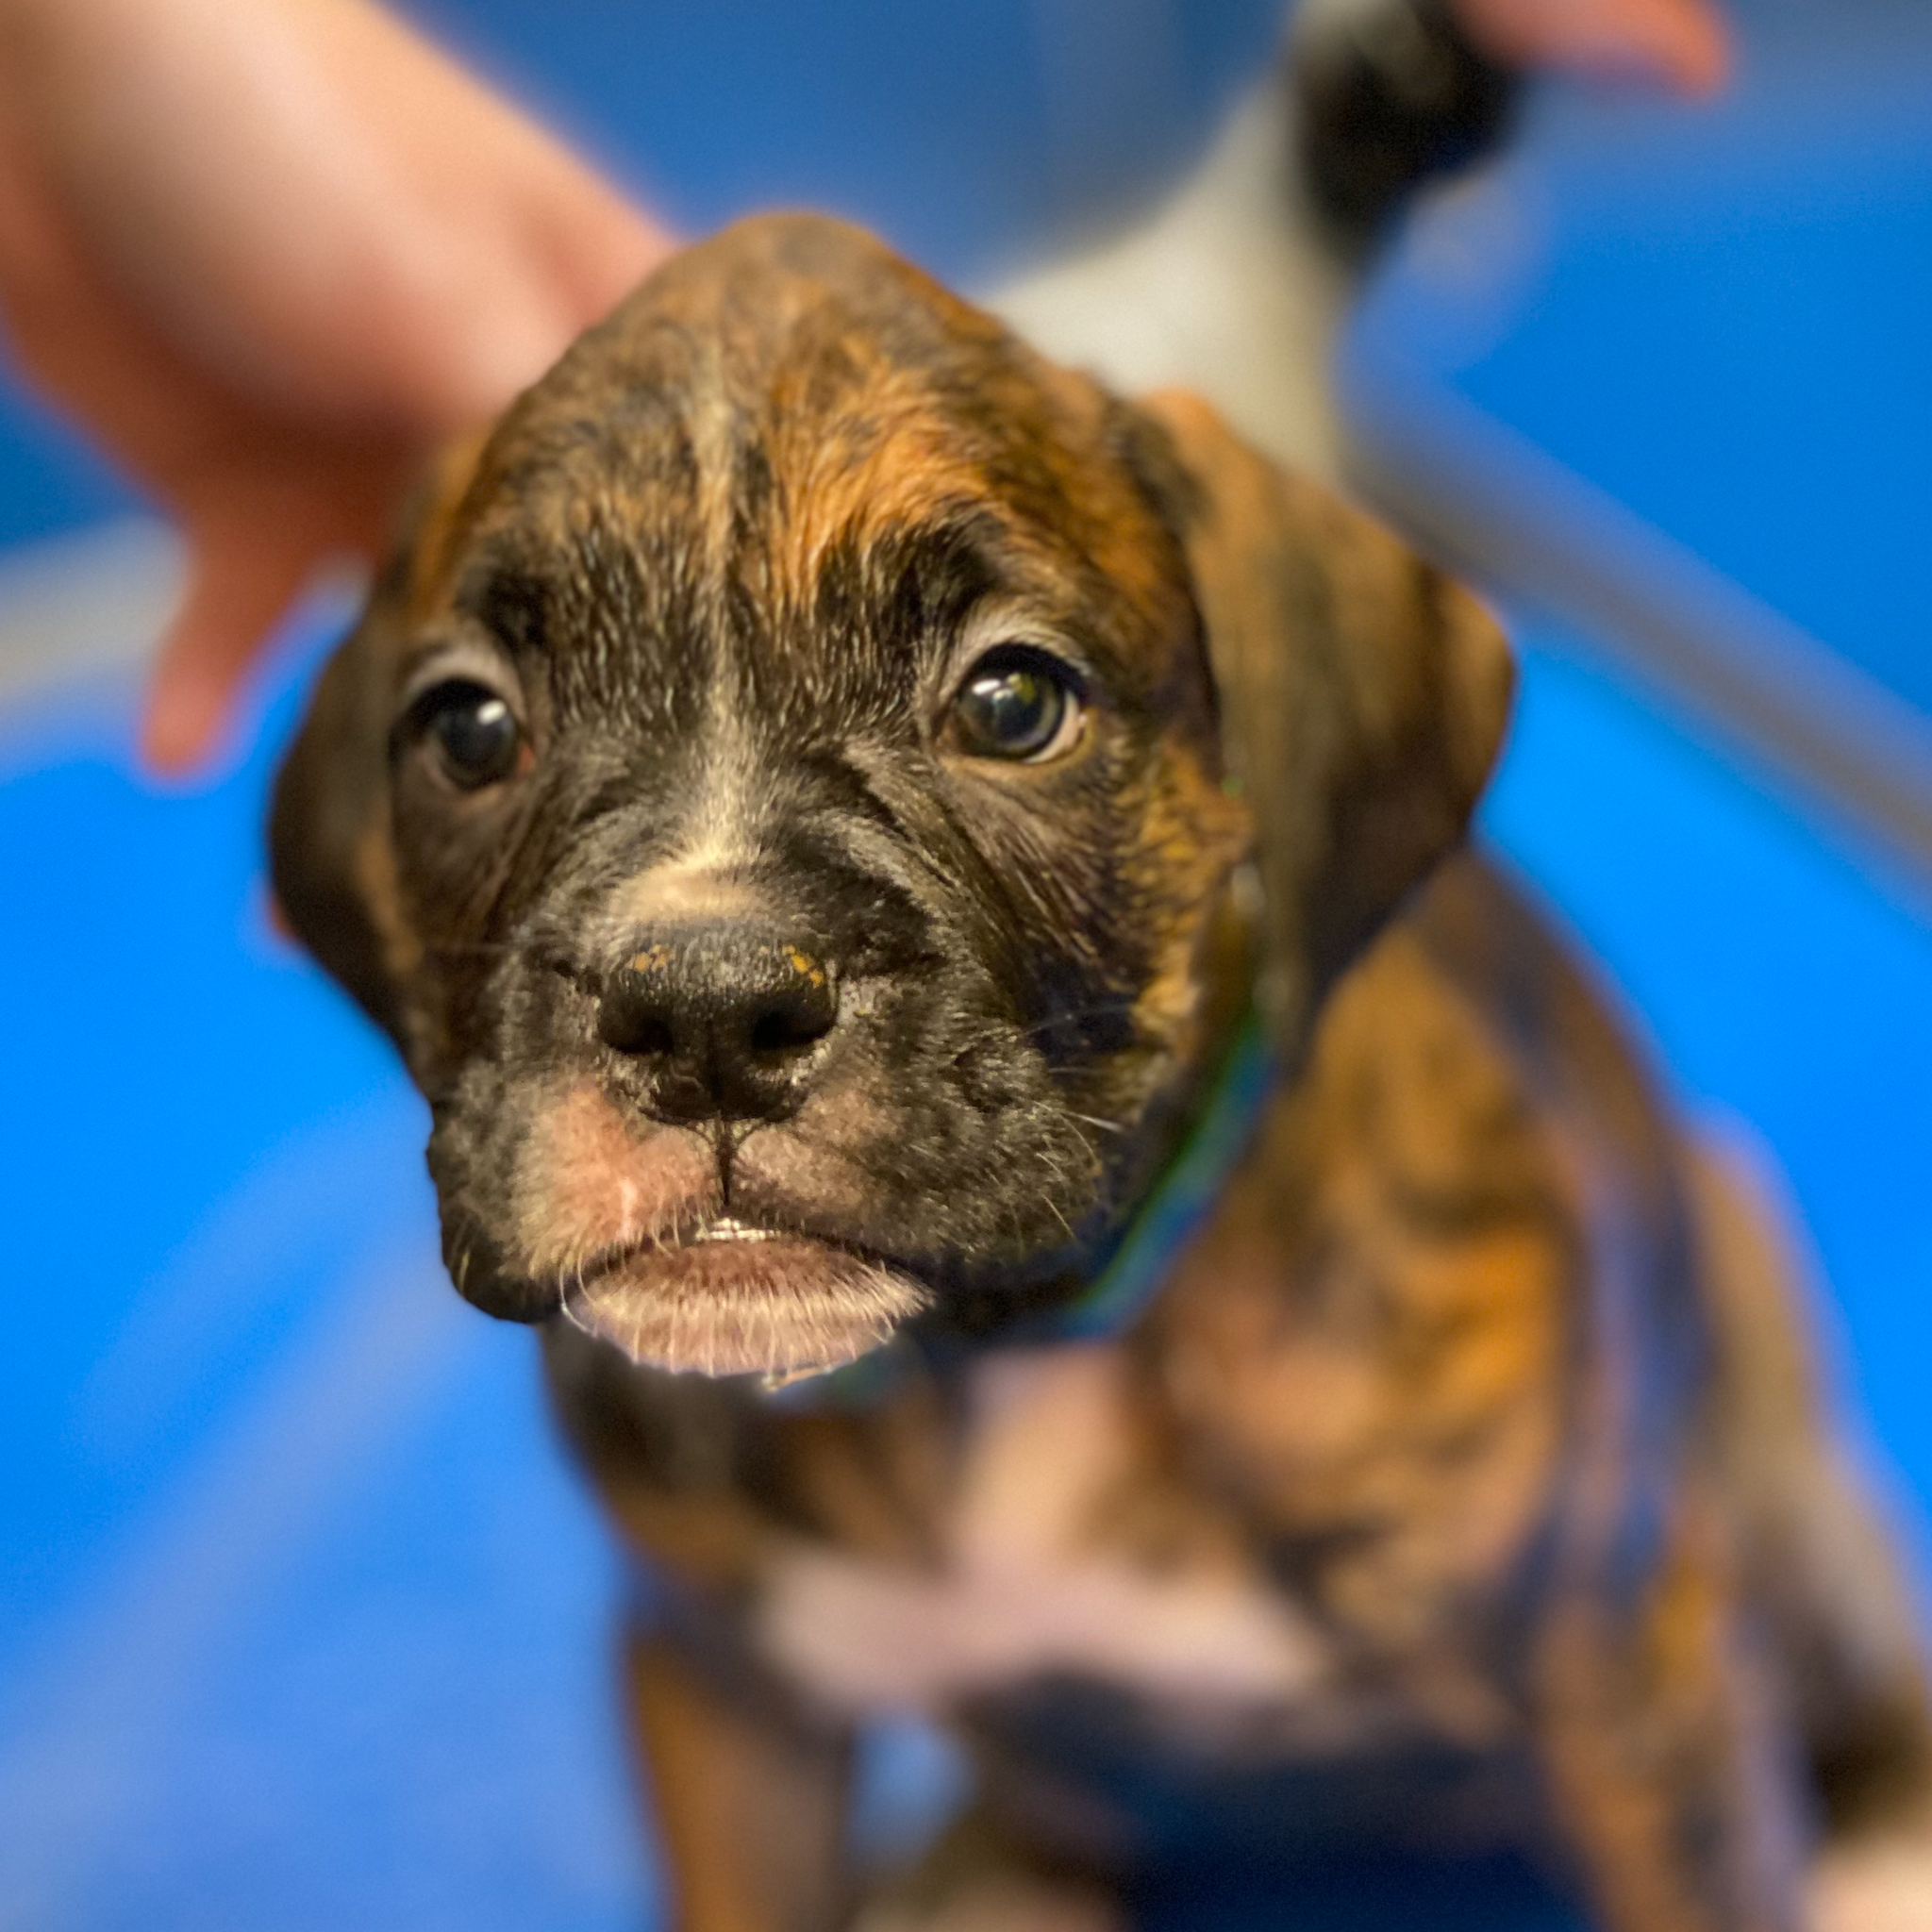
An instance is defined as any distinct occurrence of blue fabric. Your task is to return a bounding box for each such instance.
[1454,76,1932,715]
[6,5,1932,1925]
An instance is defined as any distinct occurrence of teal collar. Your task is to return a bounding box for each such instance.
[764,1006,1276,1408]
[1039,1005,1274,1344]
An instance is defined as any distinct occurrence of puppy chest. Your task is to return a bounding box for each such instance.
[755,1346,1335,1720]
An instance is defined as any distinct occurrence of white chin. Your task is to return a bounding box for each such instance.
[560,1234,929,1379]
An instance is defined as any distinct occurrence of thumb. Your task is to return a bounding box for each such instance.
[141,525,322,775]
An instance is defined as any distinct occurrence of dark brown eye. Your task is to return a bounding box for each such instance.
[951,647,1083,762]
[408,679,524,790]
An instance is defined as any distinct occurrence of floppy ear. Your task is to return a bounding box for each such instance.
[269,433,487,1042]
[1130,390,1513,1056]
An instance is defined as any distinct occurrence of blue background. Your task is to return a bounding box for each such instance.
[4,3,1930,1926]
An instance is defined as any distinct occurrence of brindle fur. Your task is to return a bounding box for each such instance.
[272,214,1932,1932]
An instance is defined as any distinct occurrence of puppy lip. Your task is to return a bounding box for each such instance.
[559,1225,932,1378]
[569,1217,919,1293]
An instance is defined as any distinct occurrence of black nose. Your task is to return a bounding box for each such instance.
[596,928,839,1124]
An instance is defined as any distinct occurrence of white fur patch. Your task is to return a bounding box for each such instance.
[762,1534,1331,1717]
[761,1347,1332,1715]
[988,83,1349,480]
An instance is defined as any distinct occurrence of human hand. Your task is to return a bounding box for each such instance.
[1448,0,1731,93]
[0,0,673,774]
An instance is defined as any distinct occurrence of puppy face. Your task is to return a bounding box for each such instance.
[272,215,1509,1380]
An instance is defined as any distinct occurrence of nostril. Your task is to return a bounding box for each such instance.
[597,972,676,1058]
[745,948,838,1060]
[624,1011,676,1057]
[749,991,834,1058]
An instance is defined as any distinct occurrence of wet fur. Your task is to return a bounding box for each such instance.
[273,214,1932,1932]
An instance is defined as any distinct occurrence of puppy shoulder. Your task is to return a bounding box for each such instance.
[1143,863,1591,1640]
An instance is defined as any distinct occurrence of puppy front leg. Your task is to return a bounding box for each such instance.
[628,1629,855,1932]
[1534,1525,1807,1932]
[853,1804,1125,1932]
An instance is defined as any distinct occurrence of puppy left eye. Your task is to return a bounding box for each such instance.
[407,678,526,790]
[950,647,1084,762]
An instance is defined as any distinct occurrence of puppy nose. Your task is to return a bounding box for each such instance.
[596,929,838,1124]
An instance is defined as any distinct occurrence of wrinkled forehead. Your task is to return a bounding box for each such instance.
[414,224,1192,675]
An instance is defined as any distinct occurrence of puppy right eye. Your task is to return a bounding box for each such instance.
[407,679,525,791]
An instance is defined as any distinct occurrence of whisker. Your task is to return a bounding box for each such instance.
[944,1000,1143,1068]
[1015,1001,1140,1044]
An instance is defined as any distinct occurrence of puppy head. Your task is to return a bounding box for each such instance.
[272,213,1509,1380]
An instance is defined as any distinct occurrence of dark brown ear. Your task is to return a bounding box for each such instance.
[1131,390,1513,1055]
[268,433,486,1041]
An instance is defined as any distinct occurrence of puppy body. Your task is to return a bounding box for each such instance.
[274,215,1932,1932]
[554,856,1931,1932]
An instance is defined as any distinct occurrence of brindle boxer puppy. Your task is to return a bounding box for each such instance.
[272,214,1932,1932]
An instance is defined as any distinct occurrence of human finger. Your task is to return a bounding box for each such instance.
[142,522,332,774]
[1451,0,1731,94]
